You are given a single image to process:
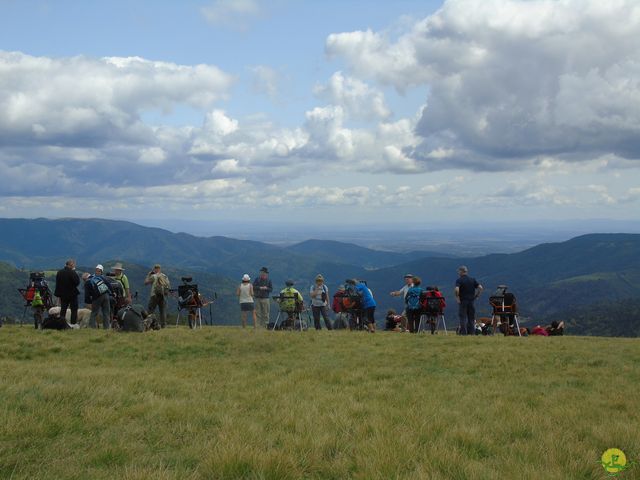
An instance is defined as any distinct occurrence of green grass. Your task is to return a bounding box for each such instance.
[0,327,638,480]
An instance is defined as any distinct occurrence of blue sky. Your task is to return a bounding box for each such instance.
[0,0,639,228]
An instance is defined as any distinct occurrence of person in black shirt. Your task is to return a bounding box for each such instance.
[253,267,273,328]
[454,265,483,335]
[54,259,80,325]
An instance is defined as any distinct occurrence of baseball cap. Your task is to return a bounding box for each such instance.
[242,274,250,281]
[95,264,104,271]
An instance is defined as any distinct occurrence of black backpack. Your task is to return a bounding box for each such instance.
[117,305,146,332]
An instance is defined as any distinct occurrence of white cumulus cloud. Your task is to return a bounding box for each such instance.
[326,0,640,171]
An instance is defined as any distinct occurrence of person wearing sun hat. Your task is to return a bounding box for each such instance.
[112,262,132,305]
[236,274,256,328]
[310,274,332,330]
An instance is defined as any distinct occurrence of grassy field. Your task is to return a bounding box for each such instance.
[0,326,638,480]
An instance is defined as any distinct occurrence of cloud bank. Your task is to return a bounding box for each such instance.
[1,0,640,219]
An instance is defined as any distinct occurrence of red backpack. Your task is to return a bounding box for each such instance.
[420,290,446,313]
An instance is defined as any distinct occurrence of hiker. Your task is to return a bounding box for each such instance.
[310,274,332,330]
[277,280,304,329]
[237,274,256,328]
[390,274,414,317]
[547,321,564,336]
[384,309,406,332]
[83,265,113,329]
[405,276,424,333]
[349,279,376,333]
[331,284,350,329]
[144,264,170,328]
[54,259,80,326]
[253,267,273,327]
[454,265,483,335]
[112,262,132,305]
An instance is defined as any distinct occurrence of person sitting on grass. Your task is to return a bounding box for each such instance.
[384,309,406,332]
[546,321,565,336]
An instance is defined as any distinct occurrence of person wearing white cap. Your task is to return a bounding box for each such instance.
[83,265,113,329]
[236,274,256,328]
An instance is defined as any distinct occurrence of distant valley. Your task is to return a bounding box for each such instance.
[1,218,639,336]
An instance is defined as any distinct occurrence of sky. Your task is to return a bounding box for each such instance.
[0,0,639,229]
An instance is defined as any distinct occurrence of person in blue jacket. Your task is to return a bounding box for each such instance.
[347,278,377,333]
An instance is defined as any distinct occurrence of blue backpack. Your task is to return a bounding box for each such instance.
[91,275,111,296]
[405,287,423,311]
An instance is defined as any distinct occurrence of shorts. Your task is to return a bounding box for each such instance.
[240,302,254,312]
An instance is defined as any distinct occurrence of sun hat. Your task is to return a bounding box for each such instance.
[242,274,250,282]
[95,264,104,271]
[315,274,324,282]
[113,262,125,271]
[260,266,269,273]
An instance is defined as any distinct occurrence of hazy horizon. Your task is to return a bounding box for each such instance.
[3,215,640,257]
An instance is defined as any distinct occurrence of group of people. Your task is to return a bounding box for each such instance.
[51,259,167,330]
[234,264,559,338]
[41,259,563,336]
[236,269,378,332]
[384,266,481,334]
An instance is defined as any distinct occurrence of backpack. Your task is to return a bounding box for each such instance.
[342,284,360,310]
[332,292,344,313]
[91,276,110,296]
[420,290,446,313]
[154,274,170,296]
[405,288,422,311]
[32,290,44,307]
[118,305,145,332]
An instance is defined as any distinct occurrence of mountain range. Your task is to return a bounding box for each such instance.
[0,218,638,336]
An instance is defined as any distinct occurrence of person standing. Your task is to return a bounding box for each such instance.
[390,274,414,318]
[145,264,170,328]
[54,259,80,326]
[253,267,272,327]
[84,265,113,329]
[310,274,332,330]
[350,279,377,333]
[454,265,483,335]
[112,262,132,305]
[237,274,256,328]
[405,276,424,333]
